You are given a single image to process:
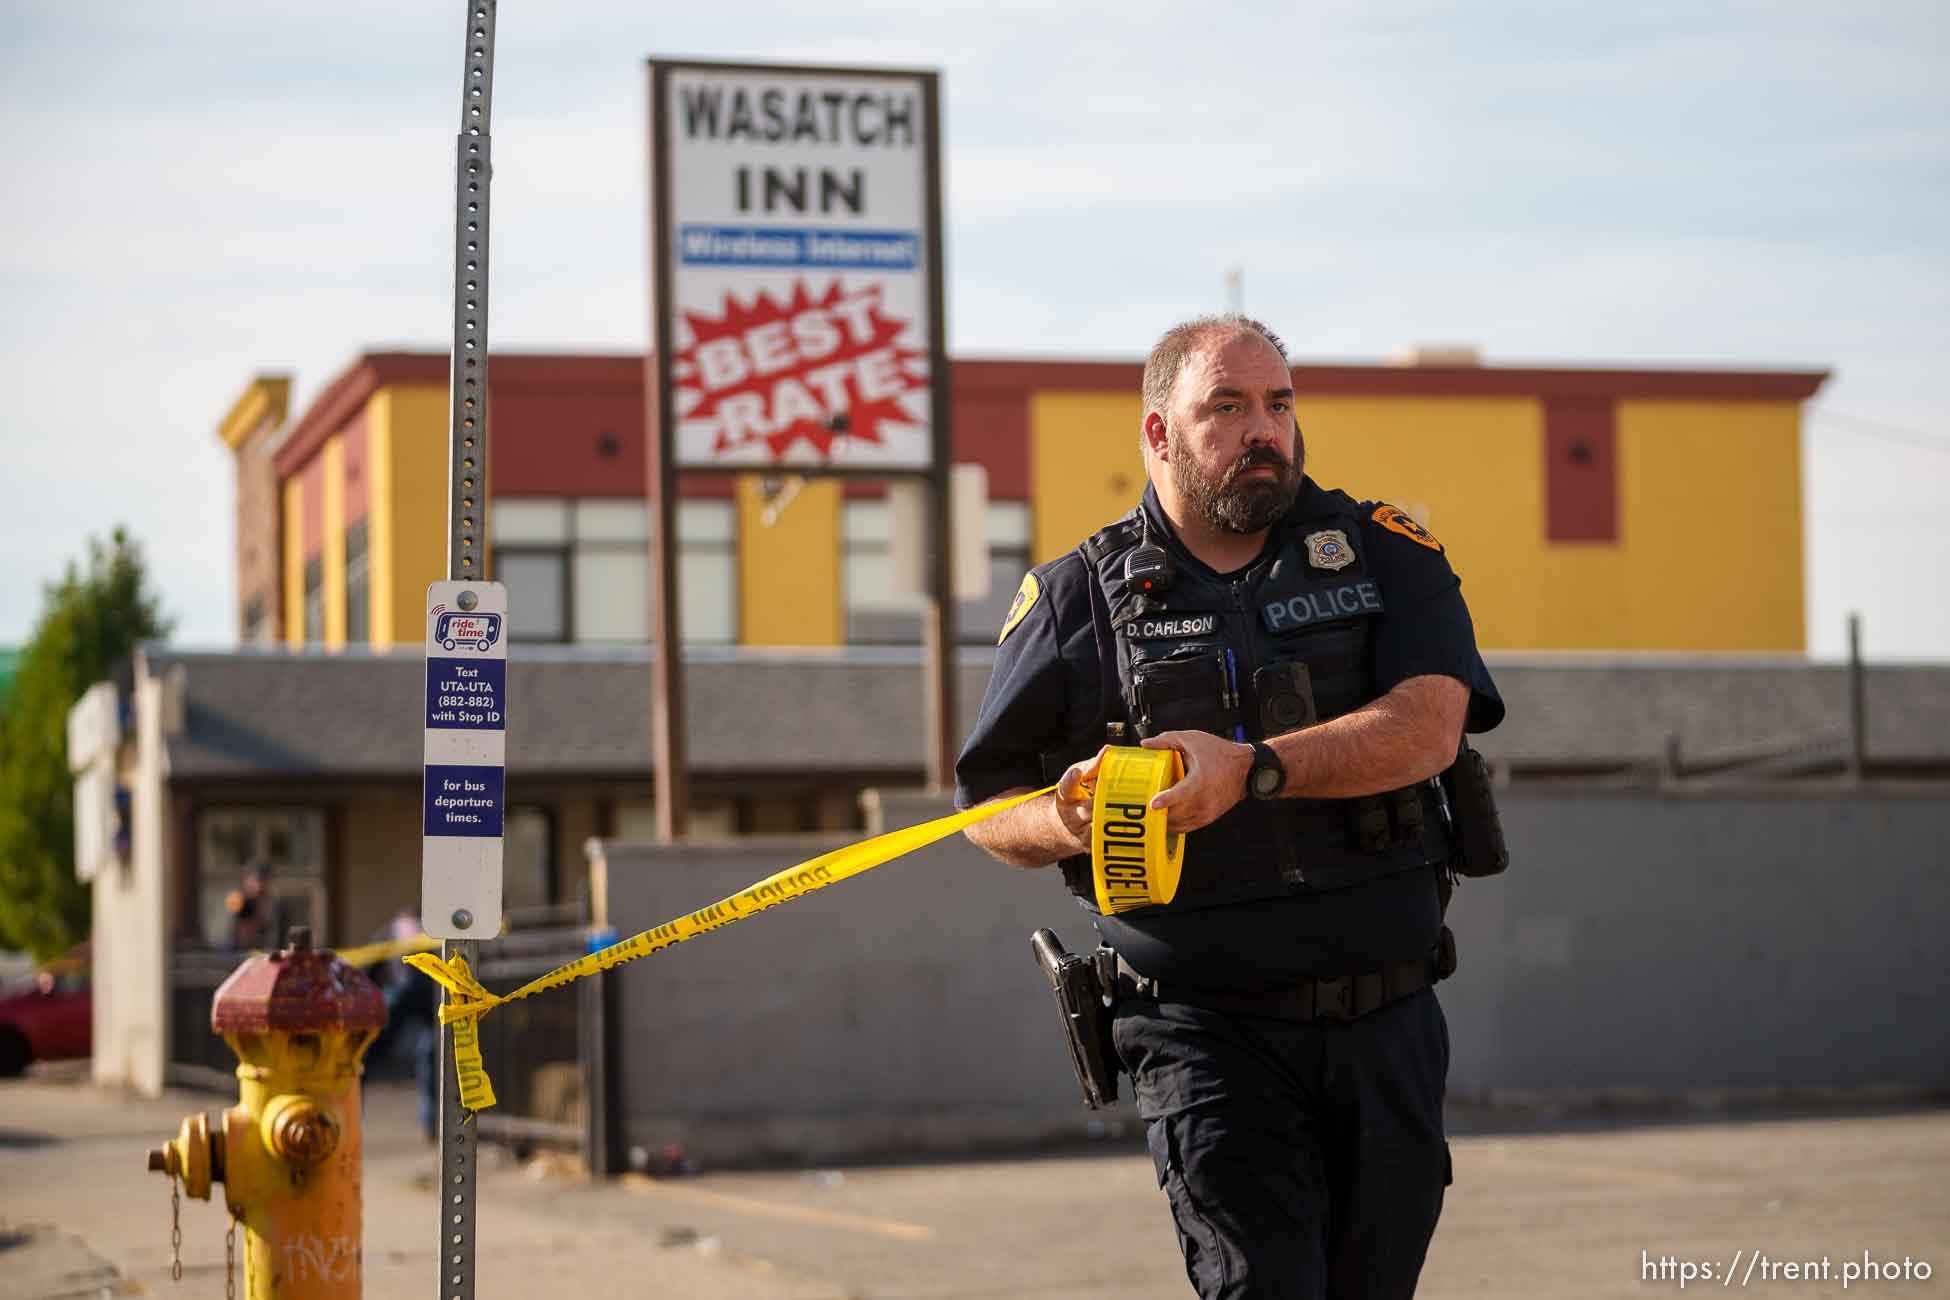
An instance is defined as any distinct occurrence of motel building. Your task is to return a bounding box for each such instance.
[84,342,1950,1098]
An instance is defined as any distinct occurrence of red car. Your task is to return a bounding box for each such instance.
[0,954,91,1076]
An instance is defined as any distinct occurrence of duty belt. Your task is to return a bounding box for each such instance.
[1114,926,1454,1023]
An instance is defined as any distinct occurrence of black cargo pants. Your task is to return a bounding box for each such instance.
[1112,987,1452,1300]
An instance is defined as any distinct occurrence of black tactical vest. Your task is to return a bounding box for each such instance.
[1050,493,1452,912]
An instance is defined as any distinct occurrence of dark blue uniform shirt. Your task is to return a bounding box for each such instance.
[955,479,1504,988]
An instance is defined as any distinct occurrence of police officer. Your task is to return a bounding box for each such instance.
[955,315,1504,1299]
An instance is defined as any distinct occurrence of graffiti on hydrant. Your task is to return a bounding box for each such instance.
[282,1232,360,1283]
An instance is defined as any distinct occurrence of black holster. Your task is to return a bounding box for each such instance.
[1030,928,1120,1109]
[1441,743,1510,878]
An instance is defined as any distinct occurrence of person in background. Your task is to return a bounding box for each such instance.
[225,864,283,951]
[366,908,439,1141]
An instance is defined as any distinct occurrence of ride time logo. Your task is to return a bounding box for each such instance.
[673,281,927,460]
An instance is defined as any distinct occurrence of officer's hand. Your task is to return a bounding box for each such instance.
[1140,731,1252,833]
[1053,746,1108,842]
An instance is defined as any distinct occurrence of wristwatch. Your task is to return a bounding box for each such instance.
[1245,741,1286,800]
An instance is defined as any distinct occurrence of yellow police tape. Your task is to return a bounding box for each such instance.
[1089,746,1185,914]
[335,933,440,969]
[226,934,437,967]
[407,746,1186,1112]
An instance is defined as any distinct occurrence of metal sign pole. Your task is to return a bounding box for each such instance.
[437,5,497,1299]
[644,60,689,842]
[919,72,957,790]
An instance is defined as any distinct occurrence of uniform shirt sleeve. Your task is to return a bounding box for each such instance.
[954,561,1076,809]
[1361,507,1505,733]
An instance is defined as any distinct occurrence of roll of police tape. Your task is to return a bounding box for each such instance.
[407,746,1188,1111]
[1089,745,1185,914]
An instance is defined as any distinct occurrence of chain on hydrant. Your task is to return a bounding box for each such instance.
[146,927,387,1299]
[169,1169,183,1281]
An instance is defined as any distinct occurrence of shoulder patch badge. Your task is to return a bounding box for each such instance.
[997,572,1041,644]
[1304,529,1355,572]
[1372,504,1443,553]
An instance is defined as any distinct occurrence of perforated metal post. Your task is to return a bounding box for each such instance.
[440,4,497,1299]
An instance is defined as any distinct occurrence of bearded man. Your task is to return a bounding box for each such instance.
[955,315,1505,1299]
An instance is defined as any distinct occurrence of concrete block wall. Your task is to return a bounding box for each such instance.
[1441,789,1950,1096]
[597,790,1119,1167]
[595,785,1950,1165]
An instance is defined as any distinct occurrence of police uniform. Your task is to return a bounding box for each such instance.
[955,477,1504,1300]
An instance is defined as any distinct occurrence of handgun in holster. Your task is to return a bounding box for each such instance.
[1030,928,1120,1109]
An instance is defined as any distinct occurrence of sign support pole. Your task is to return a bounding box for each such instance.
[922,469,956,788]
[645,60,689,841]
[436,5,497,1298]
[920,72,957,790]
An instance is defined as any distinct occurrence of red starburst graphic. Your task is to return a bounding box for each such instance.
[672,281,928,461]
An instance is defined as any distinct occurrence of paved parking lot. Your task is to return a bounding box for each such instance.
[2,1074,1944,1298]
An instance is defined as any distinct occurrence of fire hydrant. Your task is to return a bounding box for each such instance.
[147,927,387,1298]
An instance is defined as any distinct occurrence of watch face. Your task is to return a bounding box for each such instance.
[1251,763,1282,797]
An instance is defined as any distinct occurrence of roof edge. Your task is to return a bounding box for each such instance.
[273,357,388,476]
[954,357,1829,401]
[270,348,1831,474]
[217,375,293,451]
[273,350,660,474]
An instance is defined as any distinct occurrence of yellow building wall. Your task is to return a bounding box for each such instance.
[321,436,347,648]
[1608,399,1803,651]
[281,478,305,646]
[1025,390,1541,640]
[367,384,450,648]
[735,475,843,646]
[1028,391,1145,562]
[1296,396,1543,649]
[367,407,395,647]
[1025,389,1805,653]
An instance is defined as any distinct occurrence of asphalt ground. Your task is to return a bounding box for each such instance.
[1,1071,1945,1299]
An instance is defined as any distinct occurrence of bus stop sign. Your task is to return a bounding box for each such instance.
[421,580,509,939]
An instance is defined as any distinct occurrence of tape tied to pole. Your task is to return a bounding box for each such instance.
[408,746,1185,1111]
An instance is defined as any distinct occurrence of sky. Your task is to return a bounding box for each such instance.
[2,0,1945,660]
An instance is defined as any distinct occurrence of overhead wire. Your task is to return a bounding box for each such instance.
[1806,408,1950,456]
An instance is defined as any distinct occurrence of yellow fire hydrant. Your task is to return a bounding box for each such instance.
[147,927,387,1299]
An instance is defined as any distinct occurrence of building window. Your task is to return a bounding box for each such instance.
[844,499,1032,644]
[494,500,571,643]
[302,556,324,643]
[842,500,915,644]
[498,551,571,642]
[965,501,1032,641]
[572,500,650,643]
[196,807,328,948]
[504,805,555,916]
[344,519,370,644]
[677,501,737,644]
[493,498,735,646]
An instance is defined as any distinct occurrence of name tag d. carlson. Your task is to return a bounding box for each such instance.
[1125,613,1218,640]
[1262,580,1383,631]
